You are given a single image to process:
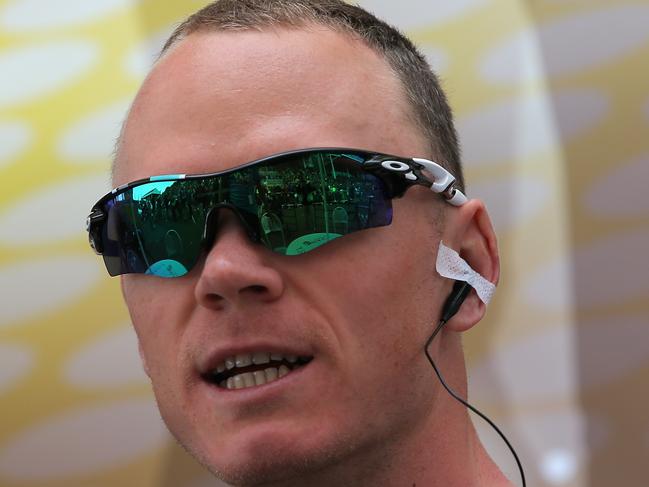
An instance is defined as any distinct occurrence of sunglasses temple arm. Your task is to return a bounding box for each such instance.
[445,189,467,206]
[411,158,468,207]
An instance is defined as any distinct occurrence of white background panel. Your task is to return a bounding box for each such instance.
[470,316,649,405]
[0,398,168,480]
[481,5,649,83]
[0,173,111,245]
[0,121,31,169]
[476,411,607,486]
[0,0,134,31]
[524,230,649,309]
[0,256,102,328]
[470,176,550,232]
[64,323,148,389]
[457,90,608,166]
[0,343,34,394]
[359,0,488,30]
[583,153,649,217]
[57,100,131,163]
[469,324,577,406]
[480,28,545,84]
[0,41,98,108]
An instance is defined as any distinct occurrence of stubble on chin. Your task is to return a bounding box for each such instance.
[181,429,364,487]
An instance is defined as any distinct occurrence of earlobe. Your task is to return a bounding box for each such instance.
[442,199,499,333]
[445,291,485,332]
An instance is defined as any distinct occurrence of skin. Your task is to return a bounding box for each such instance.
[116,26,508,487]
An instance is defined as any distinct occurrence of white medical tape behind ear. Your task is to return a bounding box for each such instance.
[436,241,496,305]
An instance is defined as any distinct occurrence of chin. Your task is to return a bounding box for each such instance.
[186,427,350,486]
[205,453,318,486]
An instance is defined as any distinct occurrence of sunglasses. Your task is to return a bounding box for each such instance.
[87,148,466,277]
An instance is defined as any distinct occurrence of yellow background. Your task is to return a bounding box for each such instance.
[0,1,648,486]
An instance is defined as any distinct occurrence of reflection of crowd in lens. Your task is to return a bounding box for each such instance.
[117,154,387,271]
[133,182,207,225]
[132,155,381,223]
[254,163,377,213]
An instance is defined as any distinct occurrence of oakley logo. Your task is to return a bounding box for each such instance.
[381,160,417,181]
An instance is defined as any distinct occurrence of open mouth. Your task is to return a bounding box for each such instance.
[202,352,313,391]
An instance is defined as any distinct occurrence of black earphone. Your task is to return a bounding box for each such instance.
[425,280,527,487]
[440,280,473,323]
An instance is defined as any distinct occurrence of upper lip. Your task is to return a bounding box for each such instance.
[197,342,315,375]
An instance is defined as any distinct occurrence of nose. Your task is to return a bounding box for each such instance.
[194,210,285,310]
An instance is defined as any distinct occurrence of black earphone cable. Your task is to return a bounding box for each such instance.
[427,282,526,487]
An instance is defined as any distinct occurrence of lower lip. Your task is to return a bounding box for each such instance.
[199,360,315,403]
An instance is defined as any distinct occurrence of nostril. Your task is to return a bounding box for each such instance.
[247,285,267,294]
[205,293,225,305]
[200,284,272,309]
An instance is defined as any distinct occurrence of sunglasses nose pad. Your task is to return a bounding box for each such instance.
[203,204,261,249]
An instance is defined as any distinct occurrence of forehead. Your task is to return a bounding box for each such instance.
[116,27,427,185]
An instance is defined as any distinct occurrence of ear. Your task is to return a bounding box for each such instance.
[442,199,499,333]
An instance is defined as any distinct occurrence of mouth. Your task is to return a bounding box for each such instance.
[201,352,313,391]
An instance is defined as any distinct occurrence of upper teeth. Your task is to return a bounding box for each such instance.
[216,352,299,373]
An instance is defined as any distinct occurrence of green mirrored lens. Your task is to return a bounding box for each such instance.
[100,150,393,276]
[251,152,390,254]
[104,180,206,276]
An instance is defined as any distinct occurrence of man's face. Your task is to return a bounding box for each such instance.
[118,27,451,483]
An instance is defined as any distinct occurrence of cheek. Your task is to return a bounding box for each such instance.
[357,260,434,368]
[303,227,439,359]
[121,276,195,372]
[318,255,439,439]
[122,277,199,434]
[334,219,442,370]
